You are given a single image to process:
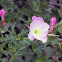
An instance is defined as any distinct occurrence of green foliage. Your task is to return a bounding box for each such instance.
[58,20,62,34]
[0,0,62,62]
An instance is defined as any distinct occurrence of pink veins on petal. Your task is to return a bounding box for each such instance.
[28,16,50,43]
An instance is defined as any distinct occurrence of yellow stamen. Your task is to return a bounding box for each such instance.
[34,29,39,35]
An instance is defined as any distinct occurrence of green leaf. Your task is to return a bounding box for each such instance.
[2,58,7,62]
[58,20,62,34]
[48,34,59,37]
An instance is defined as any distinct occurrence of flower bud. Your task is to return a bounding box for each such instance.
[50,17,57,29]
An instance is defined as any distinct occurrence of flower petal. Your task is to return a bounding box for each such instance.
[32,16,44,22]
[41,31,48,37]
[28,32,34,41]
[41,36,47,43]
[32,16,37,21]
[30,19,44,33]
[41,22,50,31]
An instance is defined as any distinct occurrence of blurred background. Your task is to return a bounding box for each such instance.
[0,0,62,26]
[0,0,62,62]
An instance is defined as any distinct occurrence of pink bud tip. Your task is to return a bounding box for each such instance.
[0,9,5,20]
[50,17,57,29]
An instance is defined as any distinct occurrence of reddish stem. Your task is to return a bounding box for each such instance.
[7,55,11,62]
[48,28,53,34]
[1,20,8,26]
[25,24,30,29]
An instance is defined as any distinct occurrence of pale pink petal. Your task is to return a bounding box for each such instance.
[32,16,37,21]
[37,17,44,22]
[41,36,47,43]
[32,33,42,41]
[28,32,34,41]
[30,20,44,32]
[32,16,44,22]
[30,22,49,37]
[41,23,50,32]
[33,35,47,43]
[41,31,48,37]
[40,23,49,37]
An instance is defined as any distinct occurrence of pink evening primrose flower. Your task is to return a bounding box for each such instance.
[50,17,57,29]
[28,16,50,43]
[0,9,8,26]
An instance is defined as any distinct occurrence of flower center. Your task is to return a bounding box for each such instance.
[34,29,39,35]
